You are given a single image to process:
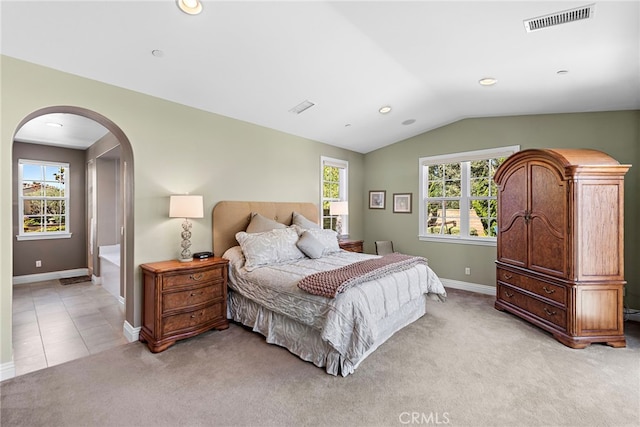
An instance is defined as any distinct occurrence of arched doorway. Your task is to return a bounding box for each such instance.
[13,106,135,340]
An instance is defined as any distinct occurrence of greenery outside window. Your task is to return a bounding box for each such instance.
[17,159,72,241]
[418,146,518,246]
[321,156,348,233]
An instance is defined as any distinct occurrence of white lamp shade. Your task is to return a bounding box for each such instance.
[329,201,349,216]
[169,195,204,219]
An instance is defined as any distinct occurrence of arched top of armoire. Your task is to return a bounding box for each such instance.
[494,148,630,184]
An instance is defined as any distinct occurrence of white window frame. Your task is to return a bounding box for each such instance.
[418,145,519,246]
[320,156,349,234]
[17,159,72,241]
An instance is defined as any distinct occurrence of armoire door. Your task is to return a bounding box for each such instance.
[527,162,568,278]
[497,162,528,268]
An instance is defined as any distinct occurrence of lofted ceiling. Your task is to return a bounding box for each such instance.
[2,1,639,154]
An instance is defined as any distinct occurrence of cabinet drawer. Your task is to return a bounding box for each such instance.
[163,283,224,312]
[497,268,566,306]
[498,284,566,330]
[162,302,225,335]
[163,267,224,289]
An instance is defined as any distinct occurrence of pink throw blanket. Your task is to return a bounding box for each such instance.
[297,253,428,298]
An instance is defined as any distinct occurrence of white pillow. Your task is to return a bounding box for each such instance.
[235,228,305,271]
[296,231,325,259]
[302,228,341,255]
[292,211,320,229]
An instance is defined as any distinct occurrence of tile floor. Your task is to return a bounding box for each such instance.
[12,279,127,376]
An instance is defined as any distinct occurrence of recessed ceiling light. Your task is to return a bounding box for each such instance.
[379,106,392,114]
[557,70,569,75]
[402,119,416,126]
[151,49,164,58]
[479,77,498,86]
[177,0,202,15]
[45,122,63,128]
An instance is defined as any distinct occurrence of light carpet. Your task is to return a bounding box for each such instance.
[1,289,638,427]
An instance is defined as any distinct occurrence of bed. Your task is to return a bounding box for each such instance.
[213,201,446,376]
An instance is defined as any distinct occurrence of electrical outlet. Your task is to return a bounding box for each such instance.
[35,260,42,268]
[464,267,470,275]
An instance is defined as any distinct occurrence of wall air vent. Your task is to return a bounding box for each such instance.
[288,100,316,114]
[524,3,595,32]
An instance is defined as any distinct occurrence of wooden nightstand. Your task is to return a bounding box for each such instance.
[339,239,363,253]
[139,257,229,353]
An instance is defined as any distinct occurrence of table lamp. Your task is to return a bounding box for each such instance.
[329,201,349,239]
[169,195,204,262]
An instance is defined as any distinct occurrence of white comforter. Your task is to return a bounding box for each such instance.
[224,246,447,364]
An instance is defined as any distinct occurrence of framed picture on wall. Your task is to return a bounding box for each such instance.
[393,193,412,213]
[369,190,386,209]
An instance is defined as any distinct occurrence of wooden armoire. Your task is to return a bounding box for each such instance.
[494,148,630,348]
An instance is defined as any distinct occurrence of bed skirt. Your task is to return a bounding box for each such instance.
[227,289,428,376]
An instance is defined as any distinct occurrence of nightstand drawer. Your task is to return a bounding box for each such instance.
[163,283,224,312]
[162,302,225,335]
[163,267,224,289]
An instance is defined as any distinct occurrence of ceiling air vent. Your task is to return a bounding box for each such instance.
[289,100,315,115]
[524,3,595,32]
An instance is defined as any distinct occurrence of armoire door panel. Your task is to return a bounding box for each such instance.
[528,162,567,277]
[499,217,527,267]
[529,217,567,277]
[530,163,566,233]
[497,162,528,266]
[499,164,527,218]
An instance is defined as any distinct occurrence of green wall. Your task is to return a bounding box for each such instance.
[0,56,364,370]
[363,112,640,308]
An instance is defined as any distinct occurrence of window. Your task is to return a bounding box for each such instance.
[418,146,518,246]
[17,159,71,240]
[321,156,348,233]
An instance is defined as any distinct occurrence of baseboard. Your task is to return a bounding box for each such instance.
[123,321,140,343]
[440,278,495,296]
[92,274,102,285]
[13,268,90,285]
[0,360,16,382]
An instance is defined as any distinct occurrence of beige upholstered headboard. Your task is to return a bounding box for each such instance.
[212,201,319,257]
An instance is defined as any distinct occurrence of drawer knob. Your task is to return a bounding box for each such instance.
[190,291,204,297]
[504,291,514,298]
[190,273,204,281]
[542,286,555,294]
[190,311,205,319]
[503,273,513,280]
[543,307,557,316]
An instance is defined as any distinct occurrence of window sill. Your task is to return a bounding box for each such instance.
[418,235,496,247]
[16,233,73,241]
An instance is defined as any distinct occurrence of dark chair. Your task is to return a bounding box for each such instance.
[375,240,394,256]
